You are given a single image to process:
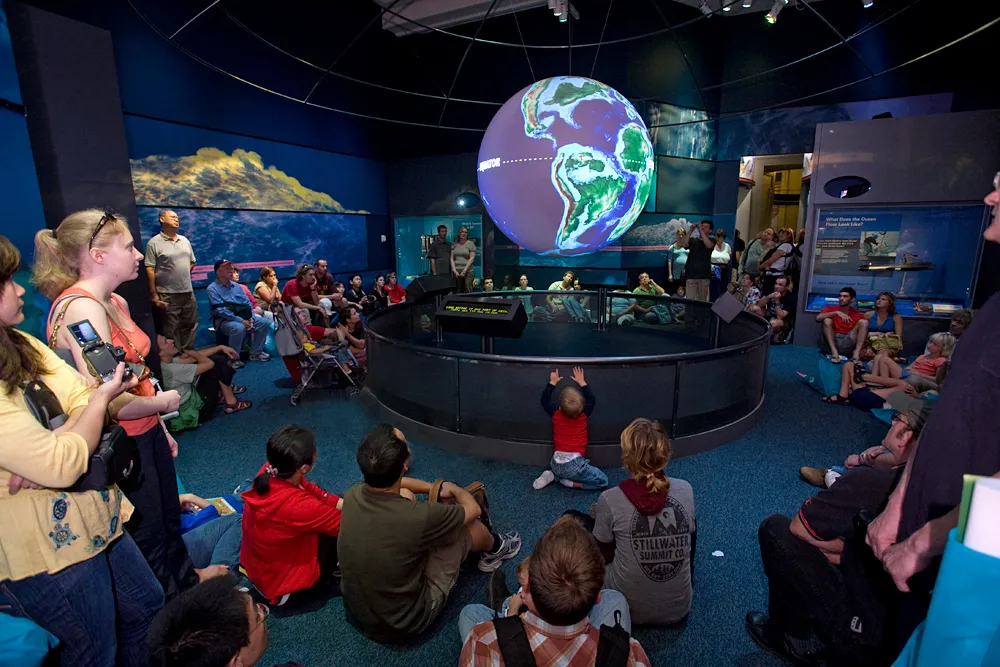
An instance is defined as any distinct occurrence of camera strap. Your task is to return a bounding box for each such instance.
[48,293,149,376]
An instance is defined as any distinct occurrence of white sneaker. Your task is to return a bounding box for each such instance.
[533,470,555,490]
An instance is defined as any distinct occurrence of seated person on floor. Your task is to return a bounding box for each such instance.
[385,271,407,305]
[337,306,366,366]
[747,394,932,667]
[822,359,919,408]
[870,332,955,393]
[178,492,243,571]
[545,271,575,320]
[338,424,521,642]
[751,276,796,338]
[208,259,271,362]
[240,426,343,607]
[158,335,252,423]
[345,273,377,316]
[534,367,607,491]
[733,272,761,309]
[861,292,904,362]
[611,288,637,326]
[631,272,668,324]
[801,391,924,489]
[318,281,350,321]
[149,574,291,667]
[593,418,695,626]
[948,308,973,341]
[458,515,651,667]
[281,264,327,326]
[815,287,867,362]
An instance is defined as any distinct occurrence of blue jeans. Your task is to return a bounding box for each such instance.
[550,455,608,490]
[181,513,242,568]
[0,532,164,667]
[458,589,631,642]
[215,314,269,355]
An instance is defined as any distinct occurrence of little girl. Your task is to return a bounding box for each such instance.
[871,332,955,393]
[240,425,343,607]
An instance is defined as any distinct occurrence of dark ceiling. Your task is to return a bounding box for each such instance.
[20,0,1000,155]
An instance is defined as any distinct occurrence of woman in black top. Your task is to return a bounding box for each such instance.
[371,275,388,311]
[345,274,376,316]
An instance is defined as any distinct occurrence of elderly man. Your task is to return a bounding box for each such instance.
[740,227,775,279]
[145,210,199,350]
[207,259,270,363]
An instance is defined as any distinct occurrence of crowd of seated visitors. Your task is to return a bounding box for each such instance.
[157,334,252,426]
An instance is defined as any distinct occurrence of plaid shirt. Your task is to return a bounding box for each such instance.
[459,611,651,667]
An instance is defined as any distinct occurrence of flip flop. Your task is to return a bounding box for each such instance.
[822,394,849,405]
[224,399,253,414]
[828,355,842,364]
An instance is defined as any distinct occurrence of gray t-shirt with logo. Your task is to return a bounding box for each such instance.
[593,479,695,625]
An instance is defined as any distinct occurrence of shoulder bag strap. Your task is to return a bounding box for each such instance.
[47,294,86,348]
[494,616,537,667]
[428,479,445,503]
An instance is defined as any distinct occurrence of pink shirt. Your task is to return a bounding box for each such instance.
[910,354,947,378]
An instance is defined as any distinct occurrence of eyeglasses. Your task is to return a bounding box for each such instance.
[251,602,270,633]
[891,413,910,428]
[88,212,116,250]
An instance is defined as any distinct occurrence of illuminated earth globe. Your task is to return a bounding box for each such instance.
[477,76,654,257]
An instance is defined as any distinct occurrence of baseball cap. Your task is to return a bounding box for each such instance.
[888,392,934,436]
[214,259,234,272]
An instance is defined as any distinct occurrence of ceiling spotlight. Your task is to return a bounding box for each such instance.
[862,0,874,6]
[743,0,752,7]
[699,0,712,16]
[722,3,731,11]
[765,0,787,23]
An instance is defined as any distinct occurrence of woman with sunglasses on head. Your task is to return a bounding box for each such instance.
[34,210,225,600]
[0,234,168,666]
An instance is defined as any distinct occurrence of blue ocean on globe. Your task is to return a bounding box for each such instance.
[478,76,654,257]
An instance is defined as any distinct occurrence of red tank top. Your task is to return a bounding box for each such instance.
[552,411,588,456]
[49,287,158,436]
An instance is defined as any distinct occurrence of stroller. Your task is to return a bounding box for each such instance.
[272,302,363,406]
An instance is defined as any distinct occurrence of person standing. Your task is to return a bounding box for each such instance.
[427,225,451,276]
[684,220,715,302]
[450,226,477,293]
[865,174,1000,655]
[145,210,199,350]
[739,228,774,280]
[666,228,689,293]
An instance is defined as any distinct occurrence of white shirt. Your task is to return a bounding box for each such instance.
[711,242,732,265]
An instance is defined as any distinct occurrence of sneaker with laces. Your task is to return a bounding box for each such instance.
[532,470,555,490]
[249,352,270,362]
[478,532,522,572]
[799,466,828,488]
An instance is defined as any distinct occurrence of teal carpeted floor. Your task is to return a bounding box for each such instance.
[172,345,887,667]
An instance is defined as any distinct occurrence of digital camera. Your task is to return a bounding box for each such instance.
[67,319,135,384]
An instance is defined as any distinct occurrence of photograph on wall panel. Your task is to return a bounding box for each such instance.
[124,115,388,215]
[137,207,367,285]
[654,156,716,215]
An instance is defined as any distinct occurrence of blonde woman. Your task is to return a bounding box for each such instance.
[0,234,169,666]
[34,210,222,598]
[450,225,477,293]
[592,418,695,625]
[873,332,955,392]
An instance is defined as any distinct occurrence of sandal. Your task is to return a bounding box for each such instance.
[822,394,849,405]
[231,385,247,395]
[853,364,866,385]
[224,399,253,414]
[828,354,842,364]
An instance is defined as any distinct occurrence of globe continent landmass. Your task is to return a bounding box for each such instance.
[480,76,654,256]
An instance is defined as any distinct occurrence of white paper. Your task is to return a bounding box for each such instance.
[964,477,1000,559]
[711,550,724,557]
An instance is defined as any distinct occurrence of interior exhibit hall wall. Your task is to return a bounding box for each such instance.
[795,110,1000,351]
[15,0,394,344]
[0,1,49,340]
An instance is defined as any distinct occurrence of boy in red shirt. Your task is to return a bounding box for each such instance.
[815,286,868,362]
[533,367,608,490]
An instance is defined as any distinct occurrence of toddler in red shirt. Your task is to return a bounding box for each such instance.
[533,367,608,491]
[241,425,343,607]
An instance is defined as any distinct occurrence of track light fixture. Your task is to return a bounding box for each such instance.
[547,0,578,21]
[699,0,713,16]
[862,0,874,6]
[743,0,752,7]
[765,0,787,24]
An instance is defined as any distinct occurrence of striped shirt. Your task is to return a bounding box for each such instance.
[459,611,651,667]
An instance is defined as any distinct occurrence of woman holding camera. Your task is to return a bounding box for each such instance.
[0,234,166,666]
[34,209,217,599]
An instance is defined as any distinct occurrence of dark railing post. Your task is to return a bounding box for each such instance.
[435,294,444,345]
[597,288,608,331]
[670,362,683,438]
[455,357,462,433]
[711,312,720,349]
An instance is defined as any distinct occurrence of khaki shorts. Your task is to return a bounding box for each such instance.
[424,527,472,622]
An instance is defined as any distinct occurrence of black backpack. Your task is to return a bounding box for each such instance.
[494,610,632,667]
[786,243,803,274]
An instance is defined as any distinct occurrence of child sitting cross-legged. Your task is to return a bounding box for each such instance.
[533,367,608,490]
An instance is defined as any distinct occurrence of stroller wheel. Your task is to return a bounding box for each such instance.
[290,394,299,406]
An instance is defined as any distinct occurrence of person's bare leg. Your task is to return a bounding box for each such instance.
[770,318,783,331]
[880,356,903,379]
[467,520,495,553]
[850,320,869,360]
[838,361,852,397]
[219,382,237,405]
[823,318,840,359]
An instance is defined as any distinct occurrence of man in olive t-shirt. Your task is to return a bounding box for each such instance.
[339,425,521,641]
[426,225,451,276]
